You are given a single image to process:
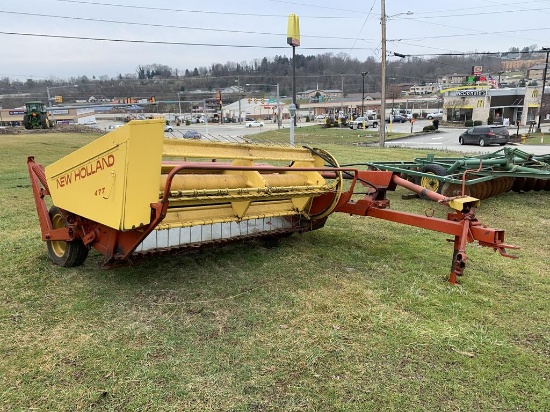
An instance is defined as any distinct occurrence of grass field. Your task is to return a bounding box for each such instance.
[0,130,548,411]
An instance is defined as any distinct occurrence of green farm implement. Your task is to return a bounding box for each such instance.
[363,147,550,199]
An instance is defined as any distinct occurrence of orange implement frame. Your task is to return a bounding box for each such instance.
[28,157,518,283]
[333,172,518,283]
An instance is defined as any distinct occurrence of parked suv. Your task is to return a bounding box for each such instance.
[425,110,444,120]
[458,125,510,147]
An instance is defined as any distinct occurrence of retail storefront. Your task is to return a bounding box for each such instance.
[442,86,543,126]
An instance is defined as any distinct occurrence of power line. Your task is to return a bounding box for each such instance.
[409,5,550,20]
[416,0,550,15]
[1,29,543,57]
[0,11,374,42]
[267,0,360,14]
[391,26,550,43]
[0,31,375,50]
[345,0,377,56]
[397,50,547,57]
[386,17,549,55]
[55,0,359,19]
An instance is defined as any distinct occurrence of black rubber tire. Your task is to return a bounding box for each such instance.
[459,136,465,145]
[415,164,447,195]
[46,206,89,267]
[479,138,487,147]
[372,122,378,128]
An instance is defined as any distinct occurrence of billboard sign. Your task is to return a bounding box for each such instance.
[456,90,487,97]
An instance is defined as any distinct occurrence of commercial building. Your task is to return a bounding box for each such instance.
[441,86,546,126]
[526,64,548,81]
[0,106,96,126]
[502,58,546,71]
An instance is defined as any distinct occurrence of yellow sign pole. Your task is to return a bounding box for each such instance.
[287,14,300,128]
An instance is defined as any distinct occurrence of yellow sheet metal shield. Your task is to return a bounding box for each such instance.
[448,196,480,211]
[45,119,164,230]
[45,122,337,235]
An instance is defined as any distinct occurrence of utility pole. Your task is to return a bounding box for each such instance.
[361,72,368,117]
[536,47,549,133]
[380,0,387,147]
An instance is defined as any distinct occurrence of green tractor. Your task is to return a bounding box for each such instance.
[23,101,54,130]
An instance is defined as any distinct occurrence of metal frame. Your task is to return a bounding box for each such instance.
[363,147,550,194]
[28,155,518,283]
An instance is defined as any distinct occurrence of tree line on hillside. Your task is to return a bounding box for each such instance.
[0,46,543,109]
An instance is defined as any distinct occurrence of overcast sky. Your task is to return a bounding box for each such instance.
[1,0,549,81]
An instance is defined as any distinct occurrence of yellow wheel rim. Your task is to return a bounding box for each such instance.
[50,213,67,257]
[420,173,441,192]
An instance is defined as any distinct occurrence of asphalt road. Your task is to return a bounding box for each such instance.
[385,125,550,156]
[96,117,549,156]
[162,119,303,143]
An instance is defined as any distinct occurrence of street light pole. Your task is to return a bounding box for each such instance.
[237,76,242,124]
[289,103,296,145]
[361,72,367,117]
[536,47,549,133]
[276,83,281,129]
[46,87,53,122]
[203,99,208,136]
[340,74,345,127]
